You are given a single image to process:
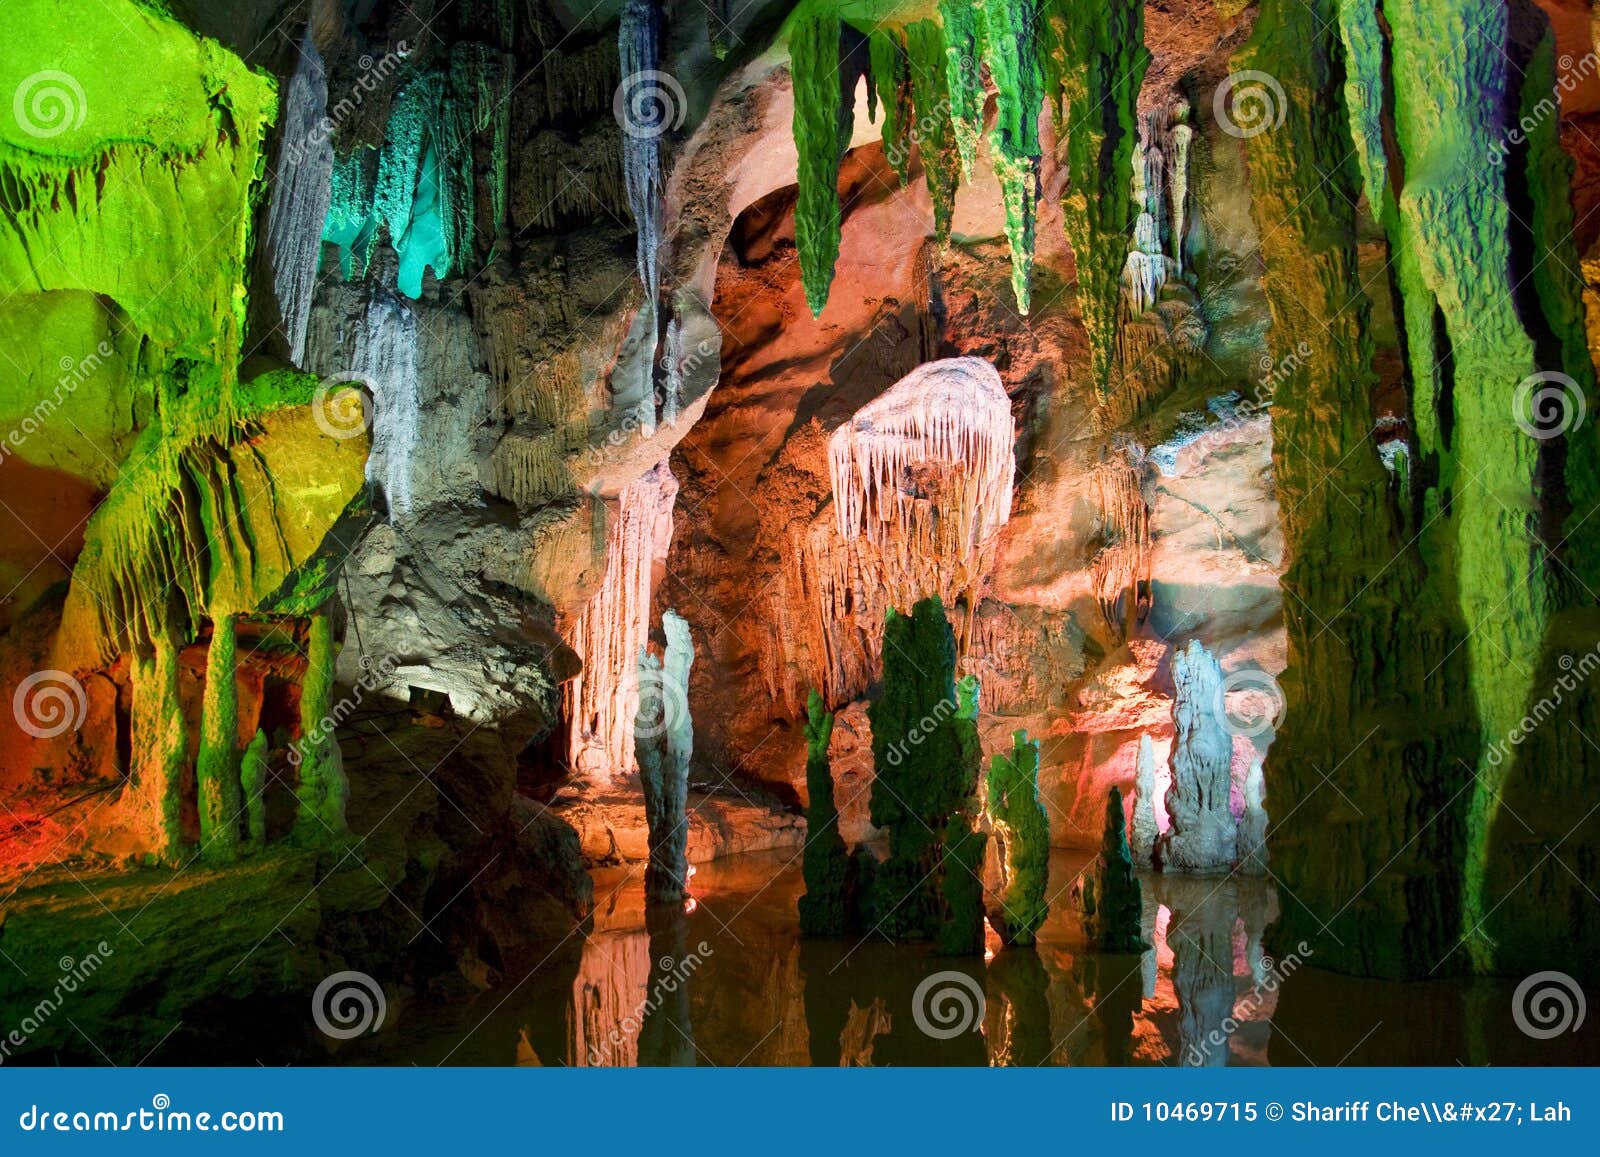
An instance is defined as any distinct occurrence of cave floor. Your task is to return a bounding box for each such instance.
[342,850,1600,1067]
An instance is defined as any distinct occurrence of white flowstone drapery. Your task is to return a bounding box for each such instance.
[265,26,334,367]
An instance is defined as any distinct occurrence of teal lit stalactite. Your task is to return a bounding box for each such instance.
[196,614,243,858]
[790,12,851,317]
[905,20,961,245]
[1039,0,1146,393]
[294,610,349,841]
[798,689,851,937]
[1084,787,1146,953]
[985,728,1050,946]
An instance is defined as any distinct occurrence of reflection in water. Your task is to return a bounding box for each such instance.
[351,849,1600,1067]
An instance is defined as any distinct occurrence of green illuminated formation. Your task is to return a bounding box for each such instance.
[293,611,349,840]
[0,0,276,369]
[197,614,243,859]
[938,1,982,179]
[241,729,271,848]
[1083,787,1145,953]
[869,30,914,186]
[981,0,1043,313]
[322,44,511,298]
[904,20,961,244]
[866,597,984,950]
[799,689,852,937]
[790,13,850,317]
[1039,0,1146,392]
[985,728,1050,946]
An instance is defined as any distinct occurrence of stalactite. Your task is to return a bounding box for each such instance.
[905,20,961,244]
[564,463,679,782]
[979,0,1044,312]
[938,1,983,180]
[790,12,852,317]
[1159,640,1235,874]
[1039,0,1147,393]
[266,26,335,368]
[293,611,348,840]
[619,0,666,310]
[196,615,243,858]
[869,29,914,186]
[1089,447,1152,638]
[1123,110,1175,314]
[1169,117,1193,275]
[350,290,420,518]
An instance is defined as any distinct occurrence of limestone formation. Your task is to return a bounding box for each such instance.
[1084,787,1147,952]
[1237,759,1269,875]
[985,729,1051,946]
[1130,733,1159,869]
[637,614,694,904]
[1160,640,1236,874]
[799,690,851,937]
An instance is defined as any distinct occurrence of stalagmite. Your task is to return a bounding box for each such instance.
[293,611,349,840]
[565,463,679,782]
[126,634,186,858]
[799,689,851,937]
[636,616,692,904]
[241,729,269,848]
[1160,640,1236,873]
[830,358,1015,563]
[1130,732,1159,868]
[985,729,1051,946]
[1083,787,1147,952]
[1237,758,1269,875]
[264,26,334,368]
[196,614,243,858]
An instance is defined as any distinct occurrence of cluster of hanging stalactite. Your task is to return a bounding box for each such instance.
[562,463,680,782]
[1088,446,1153,640]
[762,359,1016,712]
[1123,103,1193,314]
[320,41,512,299]
[787,0,1149,342]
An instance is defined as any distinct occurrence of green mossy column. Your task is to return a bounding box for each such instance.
[196,615,242,858]
[1240,0,1475,975]
[986,728,1050,946]
[1086,787,1145,952]
[241,729,270,848]
[293,611,348,841]
[799,690,851,937]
